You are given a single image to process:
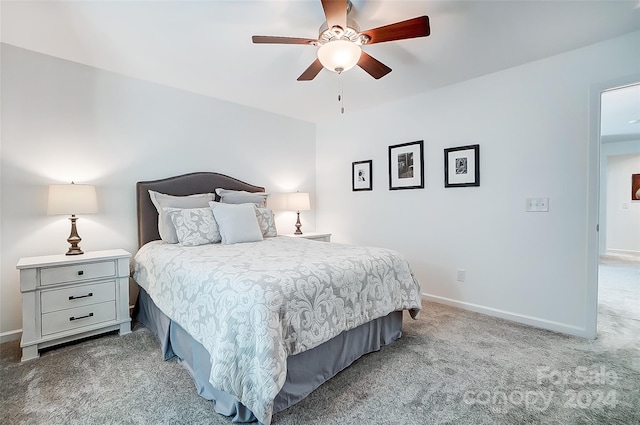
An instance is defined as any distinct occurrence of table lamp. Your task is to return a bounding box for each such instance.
[285,192,311,235]
[47,182,98,255]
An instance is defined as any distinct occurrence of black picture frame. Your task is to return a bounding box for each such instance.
[444,144,480,188]
[352,160,373,191]
[388,140,424,190]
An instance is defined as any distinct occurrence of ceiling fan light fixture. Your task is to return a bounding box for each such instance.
[252,1,431,81]
[317,39,362,73]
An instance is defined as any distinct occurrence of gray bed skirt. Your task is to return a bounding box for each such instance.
[135,287,403,423]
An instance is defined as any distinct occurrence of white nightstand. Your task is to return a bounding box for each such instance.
[16,249,132,362]
[283,232,332,242]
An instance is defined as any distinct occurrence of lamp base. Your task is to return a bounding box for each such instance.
[66,246,84,256]
[66,215,84,255]
[294,211,303,235]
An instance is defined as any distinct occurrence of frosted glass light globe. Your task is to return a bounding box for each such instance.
[317,40,362,73]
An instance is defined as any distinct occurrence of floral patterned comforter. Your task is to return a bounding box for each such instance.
[132,236,421,424]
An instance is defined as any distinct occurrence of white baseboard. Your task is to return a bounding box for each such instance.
[421,293,594,339]
[604,249,640,260]
[0,329,22,344]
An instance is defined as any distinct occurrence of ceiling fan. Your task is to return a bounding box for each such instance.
[252,0,430,81]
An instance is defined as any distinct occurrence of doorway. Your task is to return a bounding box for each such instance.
[595,81,640,332]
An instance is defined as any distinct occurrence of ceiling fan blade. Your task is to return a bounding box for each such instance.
[357,51,392,79]
[297,59,324,81]
[252,36,318,45]
[321,0,347,31]
[360,16,430,45]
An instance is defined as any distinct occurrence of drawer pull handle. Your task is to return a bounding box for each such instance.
[69,313,94,321]
[69,292,93,300]
[77,270,84,276]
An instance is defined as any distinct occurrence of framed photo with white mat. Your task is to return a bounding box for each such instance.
[444,144,480,188]
[388,140,424,190]
[352,160,373,191]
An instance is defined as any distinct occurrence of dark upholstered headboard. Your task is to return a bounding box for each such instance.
[136,172,265,248]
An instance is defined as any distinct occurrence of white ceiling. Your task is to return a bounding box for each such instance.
[1,0,639,126]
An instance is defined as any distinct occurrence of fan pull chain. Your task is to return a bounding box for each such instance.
[337,72,345,114]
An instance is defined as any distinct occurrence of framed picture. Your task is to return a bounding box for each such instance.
[444,144,480,188]
[352,160,373,191]
[633,174,640,201]
[388,140,424,190]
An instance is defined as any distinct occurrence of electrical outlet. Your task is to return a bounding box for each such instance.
[526,197,549,212]
[456,269,466,282]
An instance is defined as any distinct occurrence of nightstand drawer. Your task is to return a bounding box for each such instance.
[41,281,116,314]
[41,301,116,336]
[40,261,115,286]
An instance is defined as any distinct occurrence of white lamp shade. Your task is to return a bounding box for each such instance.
[317,39,362,73]
[285,192,311,211]
[48,183,98,215]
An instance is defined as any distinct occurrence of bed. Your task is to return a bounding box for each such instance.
[131,172,422,424]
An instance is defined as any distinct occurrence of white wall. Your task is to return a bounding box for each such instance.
[316,31,640,337]
[0,44,316,339]
[599,139,640,256]
[599,140,640,256]
[605,152,640,255]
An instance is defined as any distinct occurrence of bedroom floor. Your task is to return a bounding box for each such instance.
[1,272,638,424]
[599,255,640,321]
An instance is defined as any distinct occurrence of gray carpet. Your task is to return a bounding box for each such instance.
[599,256,640,321]
[1,289,639,424]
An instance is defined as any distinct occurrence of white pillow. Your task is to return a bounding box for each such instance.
[215,188,269,207]
[209,202,264,245]
[256,207,277,237]
[149,190,214,243]
[165,207,221,246]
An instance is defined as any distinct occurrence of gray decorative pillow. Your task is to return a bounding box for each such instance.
[209,202,264,245]
[215,188,269,207]
[256,207,277,237]
[149,190,215,243]
[165,207,221,246]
